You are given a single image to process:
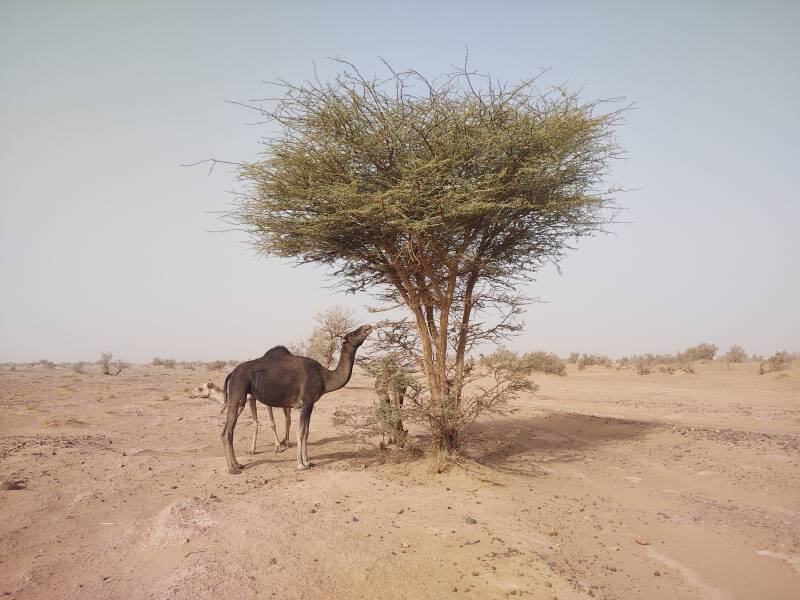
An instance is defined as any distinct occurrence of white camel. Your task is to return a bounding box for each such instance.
[189,382,291,454]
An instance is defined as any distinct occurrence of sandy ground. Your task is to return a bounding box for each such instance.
[1,360,798,599]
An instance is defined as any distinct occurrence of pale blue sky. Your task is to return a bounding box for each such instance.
[1,1,797,362]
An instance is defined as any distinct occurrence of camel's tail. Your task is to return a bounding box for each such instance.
[222,369,234,411]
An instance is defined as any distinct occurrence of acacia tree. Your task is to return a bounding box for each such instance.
[228,60,624,450]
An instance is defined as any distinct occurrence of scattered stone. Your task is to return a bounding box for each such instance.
[465,516,477,524]
[310,509,316,513]
[0,480,21,491]
[544,582,553,587]
[352,516,359,522]
[634,536,650,545]
[654,570,661,576]
[269,557,277,565]
[398,509,404,514]
[471,571,479,576]
[548,530,558,537]
[400,542,410,548]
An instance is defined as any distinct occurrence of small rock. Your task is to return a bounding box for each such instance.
[548,530,558,537]
[0,480,22,491]
[465,516,477,525]
[400,542,410,548]
[269,557,277,565]
[310,509,316,513]
[398,509,404,514]
[352,516,359,522]
[654,570,661,576]
[471,571,479,576]
[544,582,553,587]
[634,536,650,545]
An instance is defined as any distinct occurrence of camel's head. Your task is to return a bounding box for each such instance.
[343,324,373,347]
[189,384,209,399]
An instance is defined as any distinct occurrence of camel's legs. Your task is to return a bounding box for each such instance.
[248,397,258,454]
[296,404,314,470]
[301,404,314,467]
[281,407,291,450]
[267,406,282,452]
[222,388,244,474]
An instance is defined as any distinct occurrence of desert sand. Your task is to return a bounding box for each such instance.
[1,360,798,599]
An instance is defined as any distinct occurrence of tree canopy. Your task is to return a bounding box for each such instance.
[229,60,625,448]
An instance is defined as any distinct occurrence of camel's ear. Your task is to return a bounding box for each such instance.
[206,382,213,389]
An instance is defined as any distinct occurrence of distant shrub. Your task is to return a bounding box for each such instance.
[760,351,792,375]
[679,342,717,362]
[576,353,613,370]
[521,351,567,376]
[72,361,87,374]
[152,357,176,369]
[207,360,227,370]
[100,352,128,376]
[724,345,747,363]
[38,359,56,370]
[566,352,580,365]
[636,360,652,375]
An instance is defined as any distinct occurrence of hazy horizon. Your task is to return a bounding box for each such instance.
[1,1,798,363]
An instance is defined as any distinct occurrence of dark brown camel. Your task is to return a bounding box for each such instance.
[221,324,372,473]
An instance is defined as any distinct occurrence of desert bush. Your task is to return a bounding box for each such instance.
[360,353,416,447]
[100,352,128,376]
[426,445,455,474]
[679,342,717,362]
[521,351,567,376]
[289,306,358,367]
[152,357,176,369]
[72,361,87,374]
[38,359,56,370]
[576,353,613,370]
[759,351,792,374]
[724,345,747,363]
[207,360,227,370]
[566,352,580,365]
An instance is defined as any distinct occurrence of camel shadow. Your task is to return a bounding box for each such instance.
[241,434,366,470]
[463,411,656,477]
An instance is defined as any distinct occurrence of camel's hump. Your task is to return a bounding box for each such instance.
[262,345,291,357]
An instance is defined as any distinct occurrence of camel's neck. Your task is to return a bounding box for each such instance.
[322,343,358,394]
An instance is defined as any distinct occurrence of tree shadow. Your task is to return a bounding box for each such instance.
[464,411,657,477]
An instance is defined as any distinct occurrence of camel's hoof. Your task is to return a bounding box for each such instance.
[296,464,310,471]
[227,467,242,475]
